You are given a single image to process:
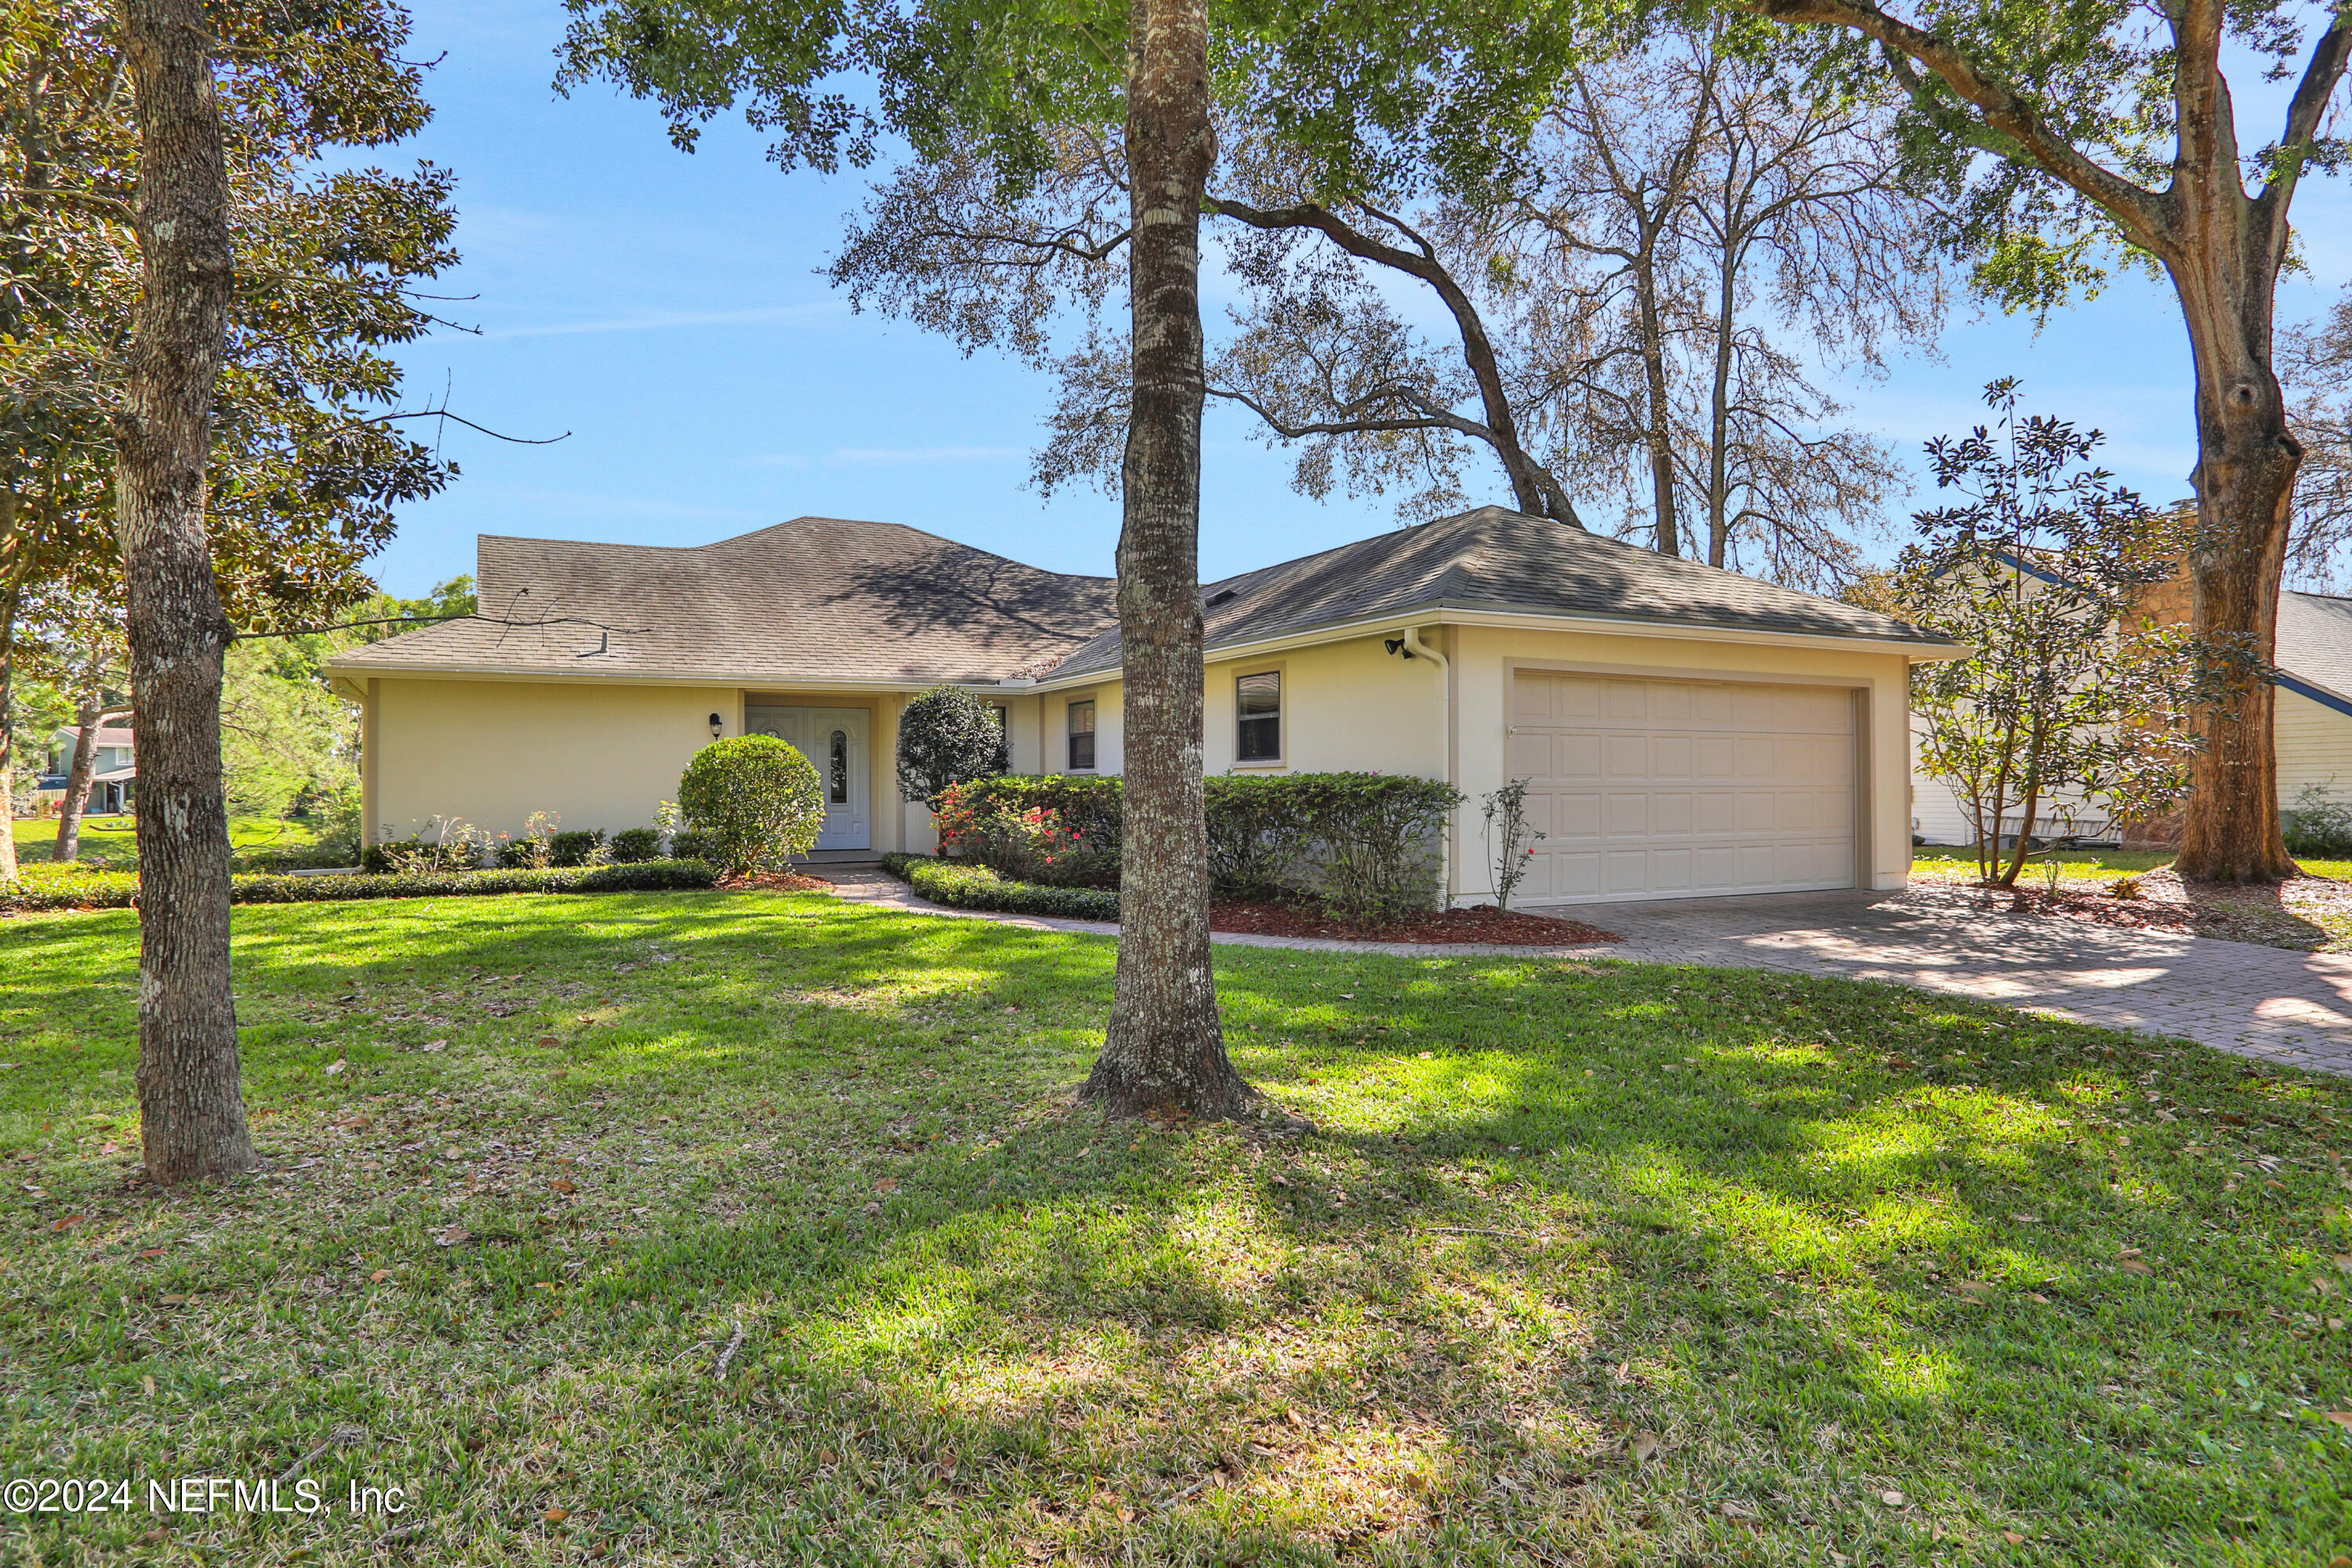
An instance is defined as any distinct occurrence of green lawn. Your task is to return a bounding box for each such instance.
[2,892,2347,1566]
[1912,848,2352,886]
[11,815,321,873]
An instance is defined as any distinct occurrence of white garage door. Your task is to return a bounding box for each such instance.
[1507,671,1856,903]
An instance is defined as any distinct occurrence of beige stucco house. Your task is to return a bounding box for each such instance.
[328,506,1965,907]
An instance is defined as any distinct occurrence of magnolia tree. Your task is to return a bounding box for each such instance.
[677,737,826,876]
[1899,383,2216,887]
[895,684,1008,803]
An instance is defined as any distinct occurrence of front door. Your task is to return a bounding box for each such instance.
[744,706,872,851]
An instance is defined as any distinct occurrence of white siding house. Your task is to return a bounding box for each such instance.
[1910,586,2352,844]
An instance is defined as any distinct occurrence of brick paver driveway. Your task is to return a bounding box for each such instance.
[1589,885,2352,1076]
[828,873,2352,1076]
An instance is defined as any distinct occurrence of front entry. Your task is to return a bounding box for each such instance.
[744,706,872,851]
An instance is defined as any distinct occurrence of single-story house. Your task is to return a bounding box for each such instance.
[326,506,1965,906]
[1910,586,2352,844]
[30,724,136,816]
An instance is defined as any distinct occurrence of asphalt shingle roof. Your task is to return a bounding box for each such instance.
[328,517,1119,684]
[331,506,1952,688]
[1046,505,1954,681]
[2279,590,2352,704]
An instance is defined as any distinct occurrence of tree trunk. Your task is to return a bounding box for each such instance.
[0,555,17,885]
[1080,0,1256,1121]
[2169,264,2302,881]
[56,695,107,863]
[1705,245,1738,568]
[114,0,255,1184]
[1633,251,1682,557]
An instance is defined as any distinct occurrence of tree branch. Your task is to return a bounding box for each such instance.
[1737,0,2172,252]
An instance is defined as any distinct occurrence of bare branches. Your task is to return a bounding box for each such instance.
[828,132,1127,369]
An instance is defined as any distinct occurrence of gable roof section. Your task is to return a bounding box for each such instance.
[329,517,1119,685]
[1044,506,1954,682]
[2278,591,2352,718]
[49,725,134,749]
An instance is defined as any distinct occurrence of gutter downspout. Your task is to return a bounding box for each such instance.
[1401,626,1454,906]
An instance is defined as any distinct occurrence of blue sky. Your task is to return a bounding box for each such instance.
[363,0,2350,596]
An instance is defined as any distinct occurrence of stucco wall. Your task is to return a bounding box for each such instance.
[1036,683,1124,776]
[1200,636,1446,778]
[368,678,908,851]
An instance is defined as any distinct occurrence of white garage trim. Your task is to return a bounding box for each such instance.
[1506,667,1863,904]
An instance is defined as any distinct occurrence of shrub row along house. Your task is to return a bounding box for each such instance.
[326,506,1964,907]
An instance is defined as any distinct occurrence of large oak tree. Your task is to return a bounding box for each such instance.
[1734,0,2352,880]
[0,1,460,889]
[14,0,461,1181]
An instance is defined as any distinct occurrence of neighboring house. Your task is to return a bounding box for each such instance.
[33,724,136,816]
[326,506,1965,907]
[1910,579,2352,845]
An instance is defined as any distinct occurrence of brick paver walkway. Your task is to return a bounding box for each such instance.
[822,872,2352,1077]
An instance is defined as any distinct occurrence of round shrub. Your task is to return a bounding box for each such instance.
[608,827,662,863]
[548,829,606,867]
[676,736,826,875]
[896,684,1010,804]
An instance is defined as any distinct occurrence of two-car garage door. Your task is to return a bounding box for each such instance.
[1506,670,1857,903]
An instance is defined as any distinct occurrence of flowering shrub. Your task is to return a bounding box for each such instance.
[934,784,1101,885]
[495,811,562,869]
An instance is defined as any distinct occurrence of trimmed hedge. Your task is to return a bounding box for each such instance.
[609,827,663,863]
[880,852,1120,922]
[0,860,720,915]
[931,771,1461,916]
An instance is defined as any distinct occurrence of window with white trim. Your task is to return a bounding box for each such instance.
[1067,699,1097,771]
[1236,671,1281,762]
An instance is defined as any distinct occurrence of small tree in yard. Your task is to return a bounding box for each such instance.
[1900,381,2216,888]
[1481,779,1544,913]
[677,736,826,876]
[896,684,1008,804]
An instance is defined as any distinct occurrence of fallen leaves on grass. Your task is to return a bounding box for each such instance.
[1207,902,1621,946]
[719,872,833,893]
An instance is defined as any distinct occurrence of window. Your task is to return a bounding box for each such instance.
[828,729,849,804]
[989,704,1011,771]
[1068,699,1097,771]
[1236,671,1281,762]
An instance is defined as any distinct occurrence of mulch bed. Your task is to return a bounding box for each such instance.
[1208,901,1620,946]
[718,871,835,894]
[1909,867,2346,950]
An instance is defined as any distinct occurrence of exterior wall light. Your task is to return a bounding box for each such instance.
[709,713,724,739]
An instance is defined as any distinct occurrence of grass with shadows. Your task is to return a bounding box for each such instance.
[2,891,2348,1566]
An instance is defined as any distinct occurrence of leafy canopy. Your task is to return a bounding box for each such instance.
[895,684,1008,804]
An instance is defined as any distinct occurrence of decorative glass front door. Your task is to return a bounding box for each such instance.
[742,706,872,850]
